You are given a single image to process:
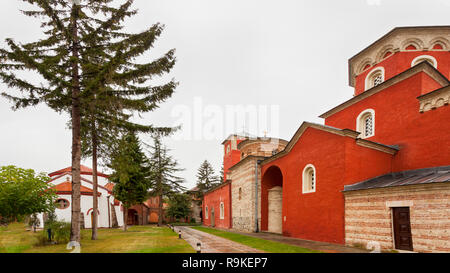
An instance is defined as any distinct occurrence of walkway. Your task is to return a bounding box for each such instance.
[175,226,264,253]
[231,230,369,253]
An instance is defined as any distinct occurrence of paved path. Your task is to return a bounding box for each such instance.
[231,230,369,253]
[175,226,264,253]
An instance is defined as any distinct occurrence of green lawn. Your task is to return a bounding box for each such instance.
[0,222,195,253]
[191,226,321,253]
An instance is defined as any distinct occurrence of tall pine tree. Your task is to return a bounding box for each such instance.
[147,134,185,226]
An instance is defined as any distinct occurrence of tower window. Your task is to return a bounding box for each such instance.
[302,164,316,194]
[357,109,375,139]
[364,115,373,137]
[365,67,385,90]
[411,55,437,68]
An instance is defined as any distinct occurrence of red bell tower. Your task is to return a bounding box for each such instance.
[221,134,248,181]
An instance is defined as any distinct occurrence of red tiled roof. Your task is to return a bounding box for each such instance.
[51,182,101,196]
[104,182,115,192]
[48,165,109,178]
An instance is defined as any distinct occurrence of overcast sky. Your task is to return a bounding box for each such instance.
[1,0,450,190]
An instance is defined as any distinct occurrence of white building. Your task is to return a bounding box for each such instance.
[38,165,123,228]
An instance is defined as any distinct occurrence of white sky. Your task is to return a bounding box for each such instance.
[1,0,450,190]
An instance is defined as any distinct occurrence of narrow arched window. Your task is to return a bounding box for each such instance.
[220,202,224,219]
[365,67,385,90]
[356,109,375,138]
[205,206,209,219]
[238,188,242,200]
[302,164,316,194]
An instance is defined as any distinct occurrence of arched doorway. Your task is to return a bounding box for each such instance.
[261,166,283,234]
[127,209,139,225]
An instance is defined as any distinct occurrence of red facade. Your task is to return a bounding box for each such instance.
[202,27,450,246]
[260,33,450,244]
[202,182,232,229]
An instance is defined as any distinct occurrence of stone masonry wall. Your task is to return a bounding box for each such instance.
[230,158,260,232]
[344,183,450,253]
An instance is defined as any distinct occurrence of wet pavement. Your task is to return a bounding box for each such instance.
[175,226,368,253]
[175,226,264,253]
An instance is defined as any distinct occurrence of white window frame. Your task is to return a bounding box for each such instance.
[356,109,375,139]
[205,206,208,219]
[411,55,437,68]
[302,164,316,194]
[219,202,224,220]
[365,67,385,90]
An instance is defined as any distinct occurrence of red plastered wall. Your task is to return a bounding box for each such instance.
[354,51,450,96]
[202,183,232,229]
[326,72,450,172]
[260,127,393,244]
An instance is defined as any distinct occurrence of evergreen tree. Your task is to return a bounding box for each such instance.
[166,193,191,222]
[1,0,177,241]
[147,134,186,226]
[109,132,151,231]
[219,164,224,182]
[196,160,220,196]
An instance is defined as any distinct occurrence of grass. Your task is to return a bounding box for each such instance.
[0,222,195,253]
[191,226,321,253]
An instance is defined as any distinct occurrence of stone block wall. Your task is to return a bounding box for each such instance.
[344,183,450,253]
[230,157,261,232]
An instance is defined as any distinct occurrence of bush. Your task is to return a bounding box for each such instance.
[190,218,196,223]
[50,221,71,244]
[36,221,71,245]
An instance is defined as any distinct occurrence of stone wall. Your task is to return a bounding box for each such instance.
[230,157,261,232]
[344,183,450,253]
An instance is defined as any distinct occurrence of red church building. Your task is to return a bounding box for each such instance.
[204,26,450,253]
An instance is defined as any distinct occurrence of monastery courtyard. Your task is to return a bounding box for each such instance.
[0,222,368,253]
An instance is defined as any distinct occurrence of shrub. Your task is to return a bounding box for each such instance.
[190,218,196,223]
[36,221,71,245]
[50,221,71,244]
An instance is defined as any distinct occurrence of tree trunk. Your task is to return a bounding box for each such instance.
[91,120,98,240]
[158,191,163,226]
[123,206,128,231]
[70,3,82,244]
[110,203,118,228]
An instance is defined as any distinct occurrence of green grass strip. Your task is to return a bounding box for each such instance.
[191,226,321,253]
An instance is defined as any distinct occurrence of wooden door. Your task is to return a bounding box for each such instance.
[393,207,413,251]
[211,208,215,227]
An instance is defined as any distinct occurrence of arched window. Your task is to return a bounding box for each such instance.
[356,109,375,138]
[365,67,385,90]
[220,202,224,219]
[411,55,437,68]
[205,206,209,219]
[238,188,242,200]
[302,164,316,194]
[226,145,231,155]
[55,199,70,209]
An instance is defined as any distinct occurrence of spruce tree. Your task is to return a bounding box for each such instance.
[196,160,220,196]
[1,0,177,241]
[109,132,151,231]
[78,1,177,239]
[147,134,186,226]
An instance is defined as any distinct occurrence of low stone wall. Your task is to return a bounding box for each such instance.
[344,183,450,253]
